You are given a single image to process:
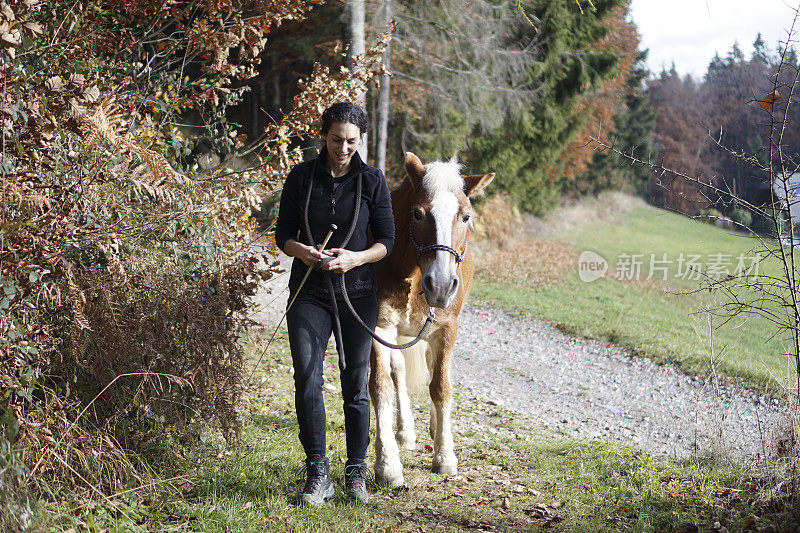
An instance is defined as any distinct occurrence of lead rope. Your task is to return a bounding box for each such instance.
[300,160,435,369]
[301,159,361,372]
[338,274,435,349]
[248,160,434,382]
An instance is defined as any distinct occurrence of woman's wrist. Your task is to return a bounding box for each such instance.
[351,250,367,267]
[284,239,309,257]
[359,243,386,265]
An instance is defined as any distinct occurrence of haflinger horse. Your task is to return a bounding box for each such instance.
[370,152,494,488]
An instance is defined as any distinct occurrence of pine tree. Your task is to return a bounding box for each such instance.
[465,0,626,214]
[752,33,770,63]
[581,49,655,193]
[387,0,540,172]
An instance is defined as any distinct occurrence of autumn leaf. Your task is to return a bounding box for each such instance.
[22,21,42,37]
[1,4,15,21]
[0,27,21,48]
[68,73,85,89]
[760,89,782,110]
[45,76,63,93]
[67,98,86,119]
[82,85,100,103]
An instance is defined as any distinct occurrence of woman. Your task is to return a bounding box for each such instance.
[275,102,395,506]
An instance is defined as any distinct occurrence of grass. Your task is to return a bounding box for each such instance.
[31,195,800,531]
[473,201,798,393]
[43,333,797,532]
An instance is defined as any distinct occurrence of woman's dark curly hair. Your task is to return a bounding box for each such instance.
[321,102,368,135]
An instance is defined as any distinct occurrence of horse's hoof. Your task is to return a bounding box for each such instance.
[374,461,405,488]
[432,463,458,476]
[396,430,416,450]
[432,454,458,476]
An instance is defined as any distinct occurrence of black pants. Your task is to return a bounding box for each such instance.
[286,291,377,461]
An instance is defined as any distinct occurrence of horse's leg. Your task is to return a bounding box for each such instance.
[429,407,438,440]
[428,326,458,475]
[426,347,437,440]
[369,325,405,487]
[391,348,416,450]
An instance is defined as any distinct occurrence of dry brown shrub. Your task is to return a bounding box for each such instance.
[0,1,394,526]
[17,393,140,497]
[473,194,575,286]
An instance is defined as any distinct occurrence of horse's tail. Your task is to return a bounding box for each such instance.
[398,338,429,394]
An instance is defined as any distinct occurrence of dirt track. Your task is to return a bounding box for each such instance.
[251,253,786,463]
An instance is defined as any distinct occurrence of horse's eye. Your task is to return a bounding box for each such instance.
[413,208,423,221]
[462,212,471,223]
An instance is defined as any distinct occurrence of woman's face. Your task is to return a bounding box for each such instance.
[323,121,361,169]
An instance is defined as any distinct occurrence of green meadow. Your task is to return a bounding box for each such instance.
[473,202,798,393]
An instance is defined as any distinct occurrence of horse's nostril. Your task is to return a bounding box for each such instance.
[423,275,434,293]
[449,277,459,295]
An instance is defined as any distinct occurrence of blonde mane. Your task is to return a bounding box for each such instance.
[422,157,463,199]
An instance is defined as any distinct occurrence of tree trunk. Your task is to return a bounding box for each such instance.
[270,51,280,113]
[375,0,391,173]
[346,0,367,162]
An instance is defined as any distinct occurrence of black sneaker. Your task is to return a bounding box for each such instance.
[344,460,372,503]
[299,456,334,507]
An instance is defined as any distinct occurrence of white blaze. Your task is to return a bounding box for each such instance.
[422,159,463,281]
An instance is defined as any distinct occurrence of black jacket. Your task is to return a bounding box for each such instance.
[275,147,395,300]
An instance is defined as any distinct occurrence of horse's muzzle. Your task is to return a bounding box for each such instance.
[422,273,459,308]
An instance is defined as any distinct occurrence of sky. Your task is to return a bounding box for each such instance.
[629,0,800,79]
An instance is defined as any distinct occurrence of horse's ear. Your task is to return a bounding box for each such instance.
[463,173,495,198]
[404,152,425,190]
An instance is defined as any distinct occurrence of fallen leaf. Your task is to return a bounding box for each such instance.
[68,73,85,89]
[0,29,21,48]
[1,4,14,20]
[524,503,552,518]
[67,98,86,119]
[82,85,100,103]
[45,76,63,93]
[22,21,42,37]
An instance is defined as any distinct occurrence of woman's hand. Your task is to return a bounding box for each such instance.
[320,248,364,273]
[284,240,331,268]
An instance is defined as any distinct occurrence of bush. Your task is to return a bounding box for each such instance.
[728,207,753,230]
[696,208,728,227]
[1,2,392,527]
[0,0,299,518]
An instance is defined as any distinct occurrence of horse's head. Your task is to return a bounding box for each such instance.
[404,152,494,308]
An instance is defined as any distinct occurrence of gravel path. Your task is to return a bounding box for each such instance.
[453,304,784,462]
[250,256,786,463]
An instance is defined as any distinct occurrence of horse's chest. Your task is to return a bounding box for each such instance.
[379,282,429,330]
[380,299,427,331]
